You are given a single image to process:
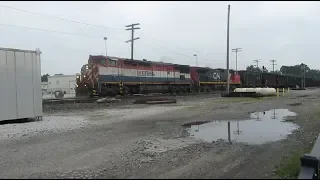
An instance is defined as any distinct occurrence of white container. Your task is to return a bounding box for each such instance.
[234,88,246,93]
[259,88,276,96]
[0,47,42,121]
[233,87,276,96]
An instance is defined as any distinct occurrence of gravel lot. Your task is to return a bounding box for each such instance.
[0,89,320,178]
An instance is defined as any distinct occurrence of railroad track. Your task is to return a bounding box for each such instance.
[42,91,223,105]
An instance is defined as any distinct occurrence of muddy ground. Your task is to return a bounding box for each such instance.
[0,89,320,179]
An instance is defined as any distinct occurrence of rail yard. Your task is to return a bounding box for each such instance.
[0,87,319,179]
[1,48,320,179]
[1,1,320,179]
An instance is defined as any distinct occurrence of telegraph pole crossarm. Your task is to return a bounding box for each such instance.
[270,60,277,73]
[232,48,242,74]
[125,37,140,43]
[125,23,140,60]
[253,59,261,68]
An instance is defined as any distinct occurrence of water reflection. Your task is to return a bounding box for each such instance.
[184,109,299,145]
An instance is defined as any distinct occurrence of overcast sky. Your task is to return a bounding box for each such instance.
[0,1,318,75]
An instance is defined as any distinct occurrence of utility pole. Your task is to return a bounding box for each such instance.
[253,59,261,87]
[253,59,261,68]
[103,37,108,56]
[270,60,277,73]
[304,65,306,88]
[232,48,241,74]
[193,54,198,66]
[301,63,306,88]
[125,23,140,60]
[226,4,231,94]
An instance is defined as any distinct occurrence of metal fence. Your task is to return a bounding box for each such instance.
[42,88,76,99]
[298,133,320,179]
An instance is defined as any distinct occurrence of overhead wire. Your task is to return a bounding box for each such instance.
[0,23,104,39]
[0,4,123,31]
[0,3,232,63]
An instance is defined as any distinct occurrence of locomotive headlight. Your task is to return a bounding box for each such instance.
[84,75,86,78]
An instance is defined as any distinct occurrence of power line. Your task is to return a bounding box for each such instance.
[0,4,123,31]
[1,22,223,62]
[0,3,241,63]
[0,4,241,64]
[150,44,229,63]
[0,4,237,57]
[0,23,104,39]
[2,23,231,63]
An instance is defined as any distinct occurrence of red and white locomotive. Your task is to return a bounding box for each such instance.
[76,55,241,97]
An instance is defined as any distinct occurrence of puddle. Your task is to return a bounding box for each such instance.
[182,121,210,128]
[184,109,299,145]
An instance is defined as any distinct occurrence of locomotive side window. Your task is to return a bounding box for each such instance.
[109,59,117,66]
[180,75,185,80]
[100,59,106,65]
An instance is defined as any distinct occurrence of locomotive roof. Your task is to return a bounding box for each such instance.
[89,55,190,67]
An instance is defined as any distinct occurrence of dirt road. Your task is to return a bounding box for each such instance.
[0,89,319,179]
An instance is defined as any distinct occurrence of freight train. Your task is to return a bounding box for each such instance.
[75,55,241,97]
[75,55,320,97]
[238,70,320,88]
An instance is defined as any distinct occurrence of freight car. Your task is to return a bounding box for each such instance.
[75,55,241,97]
[238,70,320,88]
[238,70,300,88]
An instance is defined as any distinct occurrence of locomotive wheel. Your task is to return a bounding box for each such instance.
[106,87,118,97]
[122,86,130,96]
[175,88,180,94]
[88,91,93,98]
[99,90,107,97]
[168,86,174,94]
[182,87,187,93]
[178,87,184,93]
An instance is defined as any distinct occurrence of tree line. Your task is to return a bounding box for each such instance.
[246,64,320,80]
[41,73,64,82]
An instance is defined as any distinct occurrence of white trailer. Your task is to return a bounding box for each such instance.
[0,47,42,121]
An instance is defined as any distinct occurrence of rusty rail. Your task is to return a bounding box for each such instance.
[298,133,320,179]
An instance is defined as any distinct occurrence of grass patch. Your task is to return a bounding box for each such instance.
[183,105,196,109]
[275,150,307,179]
[275,108,320,179]
[275,140,315,179]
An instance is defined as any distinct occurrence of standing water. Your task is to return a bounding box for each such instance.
[183,109,299,145]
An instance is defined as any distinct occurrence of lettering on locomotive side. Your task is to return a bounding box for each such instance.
[137,71,155,76]
[212,72,221,80]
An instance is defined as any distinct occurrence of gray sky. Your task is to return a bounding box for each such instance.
[0,1,318,75]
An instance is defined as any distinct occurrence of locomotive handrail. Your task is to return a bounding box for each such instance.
[298,133,320,179]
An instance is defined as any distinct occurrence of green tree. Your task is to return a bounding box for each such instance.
[41,74,50,82]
